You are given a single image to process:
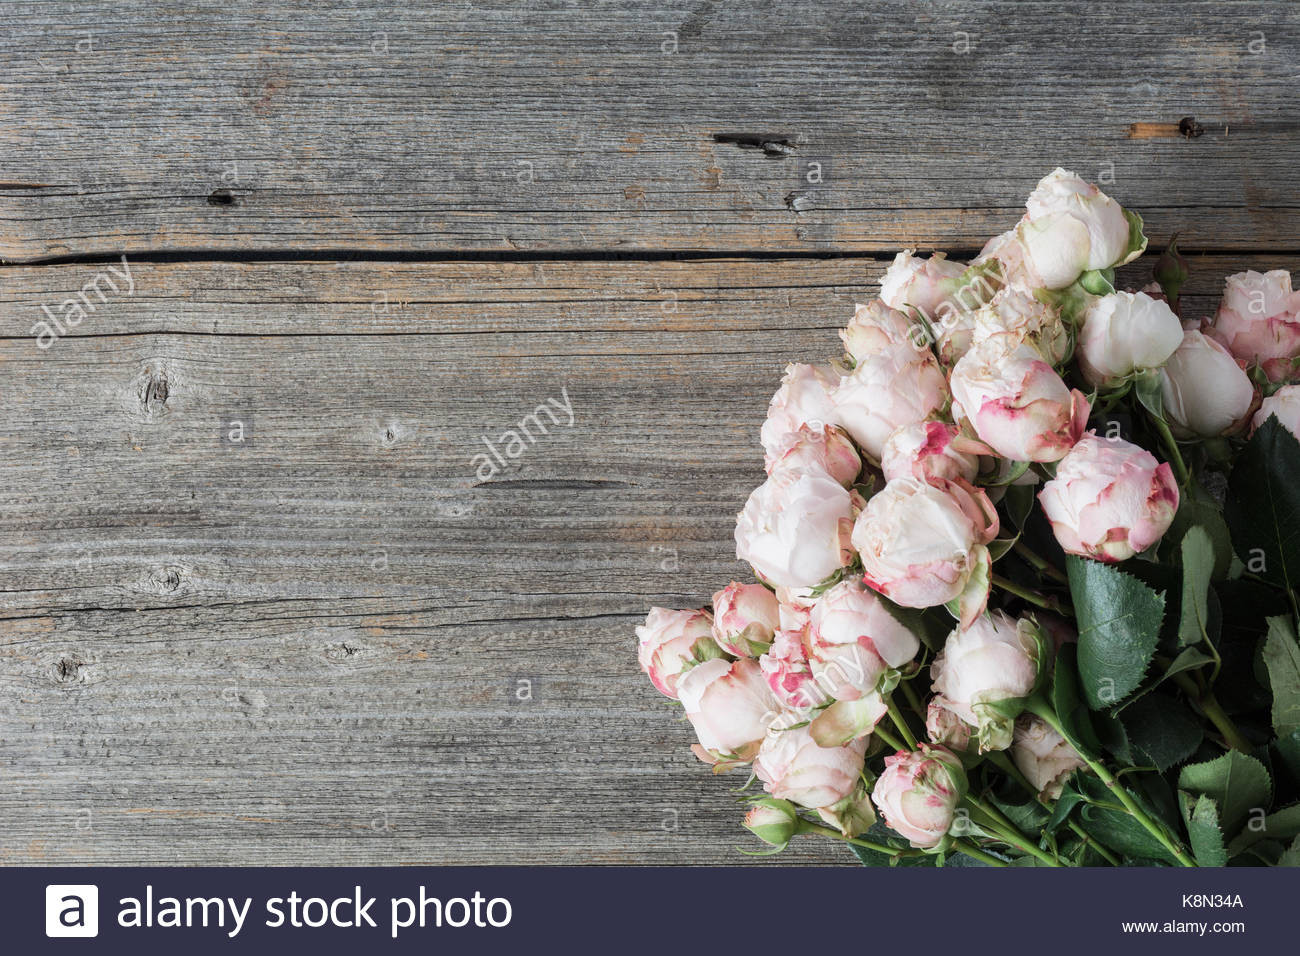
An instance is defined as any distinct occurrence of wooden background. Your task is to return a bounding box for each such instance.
[1,1,1297,865]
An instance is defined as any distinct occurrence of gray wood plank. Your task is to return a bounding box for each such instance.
[2,1,1298,260]
[1,254,1289,864]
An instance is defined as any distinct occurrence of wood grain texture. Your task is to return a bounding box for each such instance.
[0,254,1291,865]
[2,1,1299,261]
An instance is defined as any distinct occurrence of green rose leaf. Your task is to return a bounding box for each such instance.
[1180,793,1229,867]
[1067,556,1165,710]
[1051,643,1101,757]
[1078,803,1176,865]
[1120,692,1203,772]
[1178,526,1215,648]
[1226,803,1300,858]
[1263,615,1300,738]
[1279,835,1300,867]
[1226,417,1300,591]
[1177,751,1272,836]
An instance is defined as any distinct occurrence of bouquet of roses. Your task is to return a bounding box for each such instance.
[636,168,1300,867]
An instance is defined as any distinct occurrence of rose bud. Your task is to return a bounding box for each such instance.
[1158,328,1256,438]
[1076,291,1185,388]
[1037,434,1179,563]
[754,722,869,809]
[930,611,1047,752]
[971,287,1070,365]
[636,607,726,699]
[759,624,819,709]
[1252,383,1300,438]
[759,363,841,468]
[766,423,862,487]
[852,476,999,627]
[678,657,780,766]
[926,695,974,752]
[1210,269,1300,381]
[803,579,922,744]
[878,250,968,320]
[1011,714,1087,800]
[1015,167,1141,290]
[880,420,982,485]
[831,341,949,460]
[735,467,855,589]
[949,334,1090,462]
[711,582,781,657]
[742,797,801,851]
[816,781,878,839]
[840,299,925,362]
[871,745,968,849]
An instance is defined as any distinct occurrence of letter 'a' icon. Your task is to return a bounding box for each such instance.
[45,885,99,937]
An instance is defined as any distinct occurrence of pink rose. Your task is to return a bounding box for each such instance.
[871,745,968,849]
[754,723,868,809]
[1211,270,1300,381]
[1252,384,1300,438]
[759,624,818,709]
[711,582,781,657]
[832,341,949,459]
[636,607,725,699]
[1076,291,1185,388]
[926,695,974,752]
[1015,168,1140,290]
[1011,715,1087,799]
[678,658,780,764]
[1159,329,1255,438]
[950,334,1090,462]
[805,579,921,702]
[735,467,856,589]
[766,423,862,487]
[852,476,998,626]
[1038,434,1179,563]
[879,250,968,319]
[840,300,924,362]
[930,611,1045,752]
[880,420,982,485]
[759,363,841,466]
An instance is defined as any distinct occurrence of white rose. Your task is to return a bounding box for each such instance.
[1011,714,1087,799]
[754,723,868,809]
[735,468,854,589]
[760,363,840,467]
[840,300,923,363]
[930,611,1044,751]
[1076,291,1184,388]
[1253,384,1300,438]
[971,287,1070,365]
[831,342,949,459]
[678,658,780,764]
[879,250,968,319]
[1015,167,1139,289]
[880,420,981,485]
[1159,329,1255,438]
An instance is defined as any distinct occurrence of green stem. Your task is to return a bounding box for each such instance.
[1148,411,1191,486]
[873,722,906,753]
[987,752,1122,866]
[1012,539,1069,585]
[964,794,1063,867]
[1029,699,1196,867]
[993,574,1074,617]
[951,840,1008,867]
[887,699,919,749]
[800,822,923,859]
[1199,691,1254,754]
[899,679,926,721]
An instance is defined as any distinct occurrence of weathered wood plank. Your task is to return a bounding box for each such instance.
[1,254,1290,864]
[2,1,1298,260]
